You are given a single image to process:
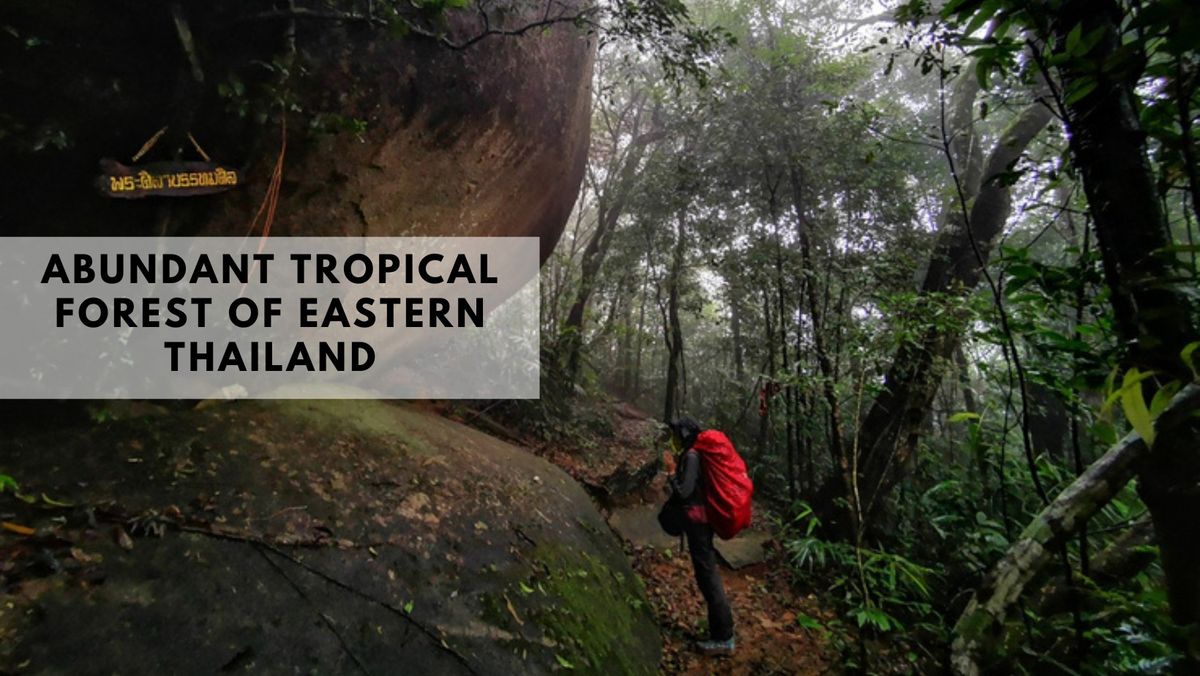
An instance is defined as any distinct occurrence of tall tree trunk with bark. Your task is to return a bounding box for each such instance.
[663,212,687,423]
[758,287,777,457]
[730,279,746,385]
[813,76,1052,531]
[1050,0,1200,627]
[783,151,849,511]
[561,101,662,384]
[773,222,798,502]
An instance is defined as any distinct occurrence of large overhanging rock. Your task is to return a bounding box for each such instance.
[1,1,595,262]
[0,399,660,674]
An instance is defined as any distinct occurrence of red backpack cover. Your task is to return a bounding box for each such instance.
[692,430,753,540]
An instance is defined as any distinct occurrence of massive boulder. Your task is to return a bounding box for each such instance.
[0,9,630,672]
[0,1,594,261]
[0,399,660,674]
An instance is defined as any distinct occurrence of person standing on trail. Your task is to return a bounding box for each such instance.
[662,416,736,655]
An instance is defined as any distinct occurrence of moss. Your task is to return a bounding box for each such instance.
[3,394,655,674]
[479,591,514,632]
[263,399,437,456]
[522,543,658,675]
[953,605,993,638]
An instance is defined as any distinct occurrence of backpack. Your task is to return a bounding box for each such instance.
[691,430,753,539]
[657,494,686,537]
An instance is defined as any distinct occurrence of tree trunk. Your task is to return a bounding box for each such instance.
[662,212,687,423]
[784,154,850,514]
[995,515,1158,665]
[1031,515,1156,617]
[794,300,812,494]
[757,287,776,457]
[773,224,798,502]
[630,250,651,401]
[561,102,661,383]
[815,88,1052,530]
[1049,0,1200,627]
[617,284,634,396]
[731,297,745,386]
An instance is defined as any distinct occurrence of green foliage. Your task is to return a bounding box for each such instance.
[1081,586,1183,674]
[1103,368,1160,446]
[545,0,1197,671]
[991,243,1116,398]
[1100,359,1193,449]
[781,503,939,638]
[1180,340,1200,379]
[309,113,369,141]
[604,0,736,86]
[914,475,1011,574]
[89,407,115,425]
[905,373,1191,672]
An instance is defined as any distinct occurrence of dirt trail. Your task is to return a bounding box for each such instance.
[500,398,837,674]
[619,500,835,675]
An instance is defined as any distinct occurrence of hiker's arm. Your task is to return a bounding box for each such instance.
[670,450,700,499]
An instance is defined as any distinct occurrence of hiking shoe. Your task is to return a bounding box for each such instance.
[696,638,736,656]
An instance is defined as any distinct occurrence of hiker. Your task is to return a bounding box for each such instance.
[662,417,736,655]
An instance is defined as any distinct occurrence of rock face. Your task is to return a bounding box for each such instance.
[0,8,621,671]
[1,1,594,262]
[0,400,660,674]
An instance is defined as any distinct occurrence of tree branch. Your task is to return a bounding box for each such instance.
[950,383,1200,676]
[238,3,598,52]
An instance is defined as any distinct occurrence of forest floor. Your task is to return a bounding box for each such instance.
[464,397,840,674]
[628,529,835,674]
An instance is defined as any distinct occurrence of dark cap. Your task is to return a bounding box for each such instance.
[668,417,702,449]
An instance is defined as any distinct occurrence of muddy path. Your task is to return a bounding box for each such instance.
[610,491,836,675]
[489,398,839,674]
[632,547,834,675]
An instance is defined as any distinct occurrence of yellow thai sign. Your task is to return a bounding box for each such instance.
[97,159,241,198]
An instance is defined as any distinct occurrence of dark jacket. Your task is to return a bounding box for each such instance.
[669,449,707,521]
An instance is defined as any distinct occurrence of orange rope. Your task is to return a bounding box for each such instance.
[244,117,286,244]
[261,117,285,254]
[240,116,287,296]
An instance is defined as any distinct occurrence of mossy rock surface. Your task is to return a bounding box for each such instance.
[0,399,659,674]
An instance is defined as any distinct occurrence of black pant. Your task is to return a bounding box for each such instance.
[684,519,734,641]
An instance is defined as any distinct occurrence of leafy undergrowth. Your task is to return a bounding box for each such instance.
[447,397,664,505]
[533,402,662,504]
[629,542,837,674]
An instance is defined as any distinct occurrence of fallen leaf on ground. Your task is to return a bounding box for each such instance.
[1,521,35,536]
[70,547,102,564]
[114,526,134,550]
[504,593,524,626]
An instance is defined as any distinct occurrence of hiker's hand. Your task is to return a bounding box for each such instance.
[662,450,676,475]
